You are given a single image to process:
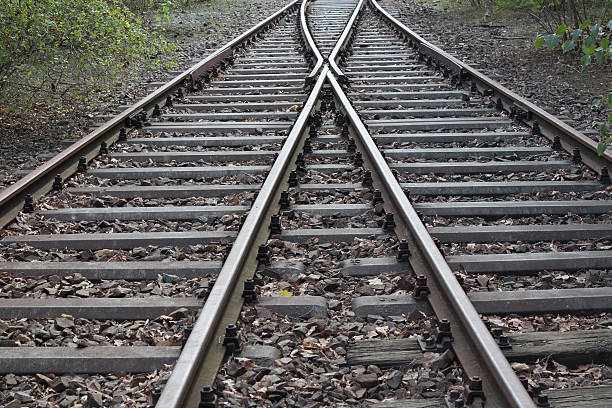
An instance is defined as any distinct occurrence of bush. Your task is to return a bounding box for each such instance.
[0,0,175,109]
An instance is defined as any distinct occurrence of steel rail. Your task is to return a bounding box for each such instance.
[0,0,299,229]
[326,70,536,407]
[156,67,328,408]
[368,0,612,174]
[154,5,328,401]
[301,0,324,78]
[328,0,365,80]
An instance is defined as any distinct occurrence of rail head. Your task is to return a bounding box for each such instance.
[326,69,536,408]
[328,0,366,81]
[0,0,299,230]
[368,0,612,173]
[301,0,324,78]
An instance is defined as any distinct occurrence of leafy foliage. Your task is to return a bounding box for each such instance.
[0,0,175,109]
[593,93,612,155]
[534,20,612,68]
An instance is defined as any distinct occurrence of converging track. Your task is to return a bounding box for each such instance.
[0,0,611,407]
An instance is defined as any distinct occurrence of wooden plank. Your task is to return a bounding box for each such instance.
[371,386,612,407]
[347,329,612,369]
[346,337,422,368]
[506,329,612,367]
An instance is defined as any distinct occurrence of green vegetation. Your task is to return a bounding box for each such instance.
[462,0,612,31]
[451,0,612,155]
[593,93,612,155]
[0,0,176,111]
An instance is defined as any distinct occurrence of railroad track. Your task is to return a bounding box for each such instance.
[0,0,610,407]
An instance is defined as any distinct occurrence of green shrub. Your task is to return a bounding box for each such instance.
[0,0,175,109]
[534,20,612,68]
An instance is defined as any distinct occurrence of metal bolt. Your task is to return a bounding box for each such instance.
[495,98,504,111]
[288,171,298,188]
[199,386,217,408]
[242,278,258,303]
[77,156,87,172]
[152,386,162,404]
[341,123,349,138]
[99,141,108,156]
[497,334,511,349]
[257,244,270,265]
[152,104,161,117]
[270,214,282,234]
[176,87,184,98]
[335,112,345,127]
[439,318,451,333]
[383,212,396,231]
[223,324,240,356]
[353,152,363,167]
[532,121,541,135]
[491,327,503,338]
[362,170,373,187]
[118,128,127,142]
[552,135,562,150]
[414,275,430,299]
[320,99,327,112]
[328,100,335,112]
[303,138,312,154]
[52,175,63,191]
[279,190,290,210]
[296,153,305,167]
[469,376,482,391]
[372,190,383,205]
[397,239,411,262]
[347,138,356,153]
[536,394,550,407]
[132,115,142,129]
[23,194,34,213]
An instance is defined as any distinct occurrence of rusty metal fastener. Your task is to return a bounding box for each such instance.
[372,190,383,205]
[383,212,396,231]
[199,386,217,408]
[77,156,87,172]
[279,191,291,210]
[22,194,34,213]
[270,214,282,234]
[414,275,430,299]
[257,244,270,265]
[242,278,258,303]
[52,174,63,191]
